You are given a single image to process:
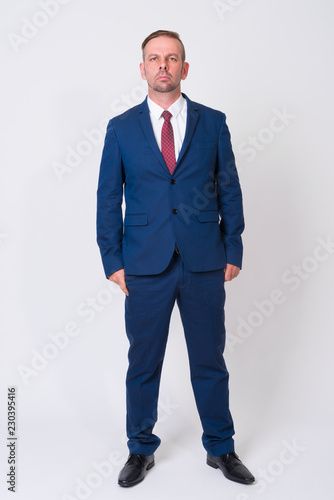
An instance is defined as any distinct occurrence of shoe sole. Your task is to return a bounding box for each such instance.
[118,460,155,487]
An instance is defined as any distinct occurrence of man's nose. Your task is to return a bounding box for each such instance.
[160,61,168,70]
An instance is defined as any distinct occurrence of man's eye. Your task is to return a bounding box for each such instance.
[150,57,157,61]
[170,57,176,61]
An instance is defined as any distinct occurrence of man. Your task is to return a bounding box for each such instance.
[97,30,255,487]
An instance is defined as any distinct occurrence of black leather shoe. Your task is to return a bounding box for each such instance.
[118,454,155,487]
[207,452,255,485]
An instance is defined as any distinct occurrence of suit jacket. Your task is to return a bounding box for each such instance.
[97,93,244,277]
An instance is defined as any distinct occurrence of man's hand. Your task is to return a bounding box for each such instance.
[108,268,129,296]
[224,263,240,282]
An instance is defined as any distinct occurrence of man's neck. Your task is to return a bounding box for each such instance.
[147,89,182,110]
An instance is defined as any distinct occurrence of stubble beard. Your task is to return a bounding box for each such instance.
[149,80,179,93]
[147,67,183,94]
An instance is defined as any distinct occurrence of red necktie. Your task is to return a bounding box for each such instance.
[161,110,176,175]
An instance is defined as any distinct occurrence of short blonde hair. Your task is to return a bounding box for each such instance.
[141,30,186,62]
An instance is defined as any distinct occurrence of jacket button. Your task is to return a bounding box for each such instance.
[172,209,178,214]
[170,179,176,184]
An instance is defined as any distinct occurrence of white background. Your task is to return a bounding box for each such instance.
[1,1,333,499]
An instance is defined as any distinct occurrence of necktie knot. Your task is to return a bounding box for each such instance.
[162,110,172,122]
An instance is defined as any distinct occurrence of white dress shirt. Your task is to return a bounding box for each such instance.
[147,94,187,162]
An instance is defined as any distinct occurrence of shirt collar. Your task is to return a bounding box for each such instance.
[147,94,186,120]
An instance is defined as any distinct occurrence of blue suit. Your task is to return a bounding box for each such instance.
[97,94,244,456]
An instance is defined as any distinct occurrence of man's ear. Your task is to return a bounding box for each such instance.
[140,62,146,81]
[181,62,190,81]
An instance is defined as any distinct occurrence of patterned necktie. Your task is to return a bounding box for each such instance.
[161,110,176,174]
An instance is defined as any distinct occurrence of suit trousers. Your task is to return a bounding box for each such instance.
[124,251,235,457]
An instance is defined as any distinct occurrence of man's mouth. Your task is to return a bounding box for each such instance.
[157,74,171,80]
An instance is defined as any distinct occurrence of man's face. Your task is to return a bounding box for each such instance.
[140,36,189,94]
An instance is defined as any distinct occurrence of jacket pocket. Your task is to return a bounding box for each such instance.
[197,211,219,223]
[124,214,148,226]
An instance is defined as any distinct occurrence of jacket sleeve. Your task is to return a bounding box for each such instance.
[96,119,125,278]
[217,114,245,269]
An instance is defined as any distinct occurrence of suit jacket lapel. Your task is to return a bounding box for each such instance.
[174,94,199,172]
[138,98,167,171]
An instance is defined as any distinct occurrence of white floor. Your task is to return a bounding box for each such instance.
[1,299,333,500]
[1,408,331,500]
